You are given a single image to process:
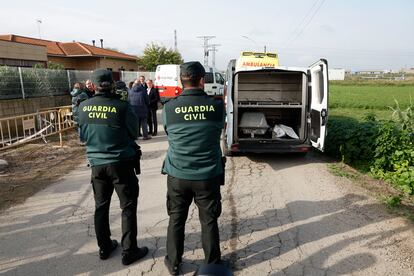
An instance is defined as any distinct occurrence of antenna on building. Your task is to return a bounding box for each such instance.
[209,44,220,68]
[36,19,42,39]
[174,30,177,51]
[197,36,215,67]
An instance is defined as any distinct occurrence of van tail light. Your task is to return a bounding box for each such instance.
[299,147,310,152]
[231,143,239,151]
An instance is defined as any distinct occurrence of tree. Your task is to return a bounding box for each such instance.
[137,43,184,71]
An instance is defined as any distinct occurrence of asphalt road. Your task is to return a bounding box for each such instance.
[1,116,414,275]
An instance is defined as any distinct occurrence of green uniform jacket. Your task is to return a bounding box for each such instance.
[162,88,225,180]
[78,93,139,167]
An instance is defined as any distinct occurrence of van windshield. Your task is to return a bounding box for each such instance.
[205,72,214,83]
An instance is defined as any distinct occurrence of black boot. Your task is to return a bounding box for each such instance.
[122,246,149,265]
[164,256,180,275]
[99,240,118,260]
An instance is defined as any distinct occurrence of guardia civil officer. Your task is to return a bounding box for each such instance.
[162,62,225,275]
[78,69,148,266]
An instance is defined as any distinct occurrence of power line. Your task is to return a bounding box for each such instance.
[280,0,320,49]
[289,0,326,46]
[282,0,326,49]
[222,41,414,58]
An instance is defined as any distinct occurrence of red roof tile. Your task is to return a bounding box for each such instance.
[0,34,136,60]
[59,42,91,56]
[78,43,136,60]
[0,34,65,56]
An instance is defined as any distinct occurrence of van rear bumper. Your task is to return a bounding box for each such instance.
[233,140,311,154]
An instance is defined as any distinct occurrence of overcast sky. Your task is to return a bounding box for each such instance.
[1,0,413,71]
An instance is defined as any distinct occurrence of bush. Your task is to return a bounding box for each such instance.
[0,66,22,99]
[326,100,414,194]
[371,100,414,194]
[0,66,69,99]
[325,116,379,166]
[20,67,69,98]
[371,124,414,194]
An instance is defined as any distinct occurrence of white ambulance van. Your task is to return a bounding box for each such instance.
[154,64,225,102]
[154,64,182,102]
[222,52,328,155]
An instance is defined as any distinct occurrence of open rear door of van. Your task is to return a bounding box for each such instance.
[308,59,328,151]
[222,60,237,155]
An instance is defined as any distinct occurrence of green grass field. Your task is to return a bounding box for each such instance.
[329,83,414,121]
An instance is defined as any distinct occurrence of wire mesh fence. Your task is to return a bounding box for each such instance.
[20,67,69,98]
[0,66,22,100]
[121,71,156,85]
[0,66,155,100]
[68,70,93,88]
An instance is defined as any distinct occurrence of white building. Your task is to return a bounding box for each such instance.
[328,68,345,80]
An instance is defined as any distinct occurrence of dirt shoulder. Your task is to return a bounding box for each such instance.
[327,161,414,221]
[0,130,86,211]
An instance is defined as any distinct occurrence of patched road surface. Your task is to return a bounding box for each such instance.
[1,119,414,275]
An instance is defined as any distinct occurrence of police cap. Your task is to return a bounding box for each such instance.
[180,61,205,79]
[92,69,113,85]
[115,80,127,91]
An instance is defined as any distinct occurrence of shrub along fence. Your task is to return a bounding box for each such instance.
[0,66,88,100]
[325,101,414,195]
[0,66,155,100]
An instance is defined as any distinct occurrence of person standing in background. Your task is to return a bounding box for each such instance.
[128,81,134,92]
[128,83,151,140]
[146,79,160,136]
[162,62,225,275]
[85,79,95,97]
[115,81,129,101]
[139,75,147,89]
[71,82,90,142]
[78,69,148,266]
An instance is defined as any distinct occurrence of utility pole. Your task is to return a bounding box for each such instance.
[197,36,215,67]
[36,19,42,39]
[174,30,177,51]
[209,44,220,68]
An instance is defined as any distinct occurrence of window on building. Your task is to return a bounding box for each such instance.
[107,68,113,71]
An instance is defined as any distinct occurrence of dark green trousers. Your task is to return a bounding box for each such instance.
[91,161,139,253]
[166,175,222,266]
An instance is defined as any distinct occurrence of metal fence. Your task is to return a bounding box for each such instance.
[68,70,93,88]
[0,67,86,100]
[0,105,74,150]
[0,66,155,100]
[121,71,156,85]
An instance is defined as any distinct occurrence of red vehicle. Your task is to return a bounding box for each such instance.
[154,64,182,102]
